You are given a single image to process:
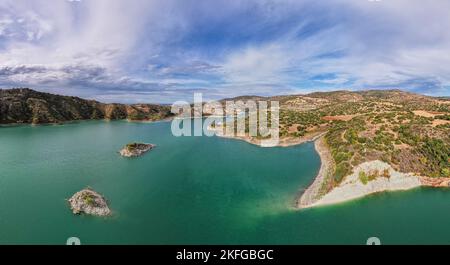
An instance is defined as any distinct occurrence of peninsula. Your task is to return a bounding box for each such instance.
[213,90,450,208]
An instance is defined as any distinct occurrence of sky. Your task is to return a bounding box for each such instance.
[0,0,449,103]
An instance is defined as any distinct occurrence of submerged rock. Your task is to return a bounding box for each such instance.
[68,188,111,216]
[119,142,155,157]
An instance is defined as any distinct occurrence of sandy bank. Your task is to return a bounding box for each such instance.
[297,136,335,208]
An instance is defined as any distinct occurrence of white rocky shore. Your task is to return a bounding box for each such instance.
[119,142,155,157]
[299,160,423,209]
[68,188,111,216]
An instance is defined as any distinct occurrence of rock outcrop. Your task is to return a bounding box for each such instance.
[119,142,155,157]
[299,160,423,209]
[420,176,450,187]
[68,188,111,216]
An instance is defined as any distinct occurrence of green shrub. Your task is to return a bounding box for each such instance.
[334,162,351,183]
[359,171,368,185]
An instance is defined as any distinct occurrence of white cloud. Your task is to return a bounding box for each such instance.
[0,0,449,101]
[221,44,290,85]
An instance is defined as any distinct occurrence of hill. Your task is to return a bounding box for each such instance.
[0,88,174,124]
[216,89,450,202]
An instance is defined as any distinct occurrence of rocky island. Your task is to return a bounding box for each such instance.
[119,142,155,157]
[68,188,111,216]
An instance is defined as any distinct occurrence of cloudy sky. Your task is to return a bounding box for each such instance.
[0,0,449,103]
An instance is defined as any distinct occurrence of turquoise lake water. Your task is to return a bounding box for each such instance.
[1,120,450,245]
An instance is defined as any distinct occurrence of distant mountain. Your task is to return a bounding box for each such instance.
[220,89,448,112]
[304,89,430,103]
[0,88,174,124]
[222,89,440,102]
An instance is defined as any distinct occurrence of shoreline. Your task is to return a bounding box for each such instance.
[297,136,335,208]
[209,125,327,148]
[126,116,175,123]
[298,157,450,210]
[0,117,174,128]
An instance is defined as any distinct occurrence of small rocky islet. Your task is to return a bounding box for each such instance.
[68,142,155,217]
[119,142,155,157]
[68,188,111,217]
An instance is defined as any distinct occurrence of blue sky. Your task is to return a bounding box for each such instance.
[0,0,449,103]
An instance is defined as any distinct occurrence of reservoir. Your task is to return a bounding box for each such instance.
[0,120,449,244]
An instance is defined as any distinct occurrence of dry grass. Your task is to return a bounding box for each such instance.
[322,115,355,121]
[413,110,445,118]
[432,119,450,127]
